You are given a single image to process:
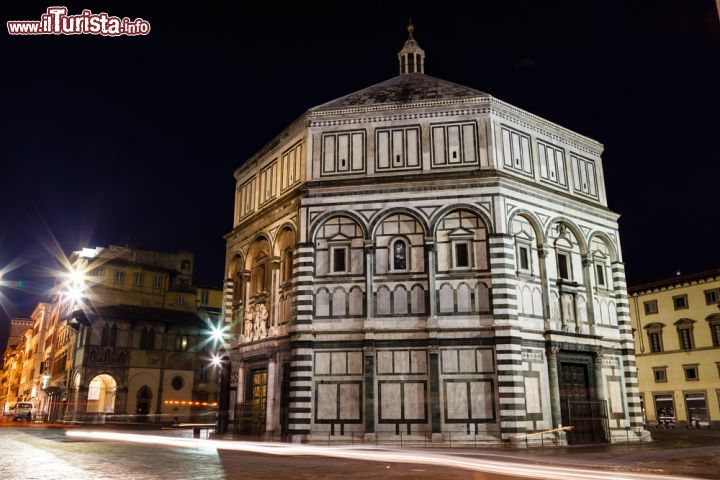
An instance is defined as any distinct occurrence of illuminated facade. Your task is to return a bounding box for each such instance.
[224,27,647,445]
[1,247,224,422]
[0,318,32,415]
[17,304,51,416]
[629,269,720,428]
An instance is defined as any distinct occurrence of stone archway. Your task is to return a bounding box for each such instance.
[87,374,117,414]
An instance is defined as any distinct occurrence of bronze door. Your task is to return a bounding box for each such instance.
[560,362,607,444]
[250,368,268,435]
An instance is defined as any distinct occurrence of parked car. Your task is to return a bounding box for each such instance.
[12,402,33,422]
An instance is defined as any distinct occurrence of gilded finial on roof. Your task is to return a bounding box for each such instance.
[407,19,414,34]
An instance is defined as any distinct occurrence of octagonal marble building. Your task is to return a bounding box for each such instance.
[223,28,649,445]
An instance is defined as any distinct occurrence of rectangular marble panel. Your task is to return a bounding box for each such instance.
[348,352,363,374]
[323,135,336,173]
[470,381,493,419]
[317,383,338,420]
[377,131,390,169]
[337,134,350,172]
[446,382,468,419]
[442,350,458,373]
[339,383,361,420]
[459,349,475,373]
[331,352,347,374]
[403,382,425,419]
[524,376,541,414]
[462,123,476,163]
[448,125,461,164]
[351,133,363,171]
[406,128,419,167]
[377,351,393,374]
[380,383,401,419]
[394,351,410,373]
[432,126,446,165]
[315,352,330,375]
[410,350,427,373]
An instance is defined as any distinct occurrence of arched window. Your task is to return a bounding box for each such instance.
[103,349,111,363]
[109,324,118,347]
[88,349,96,362]
[392,239,408,271]
[100,324,109,347]
[140,328,154,350]
[118,350,126,364]
[174,332,189,352]
[233,272,244,305]
[140,328,148,349]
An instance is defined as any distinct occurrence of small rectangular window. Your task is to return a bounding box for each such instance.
[152,275,163,289]
[557,253,570,280]
[595,264,605,286]
[652,367,667,383]
[200,290,210,305]
[332,247,347,273]
[455,243,470,268]
[114,270,125,284]
[518,246,529,271]
[704,289,719,305]
[90,267,104,278]
[673,294,688,310]
[683,365,699,381]
[178,294,185,306]
[643,300,658,315]
[133,272,144,287]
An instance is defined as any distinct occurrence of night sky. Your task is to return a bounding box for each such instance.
[1,1,719,349]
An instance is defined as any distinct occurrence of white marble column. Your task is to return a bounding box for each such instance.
[265,356,277,434]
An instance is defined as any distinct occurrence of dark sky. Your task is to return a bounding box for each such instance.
[1,1,719,349]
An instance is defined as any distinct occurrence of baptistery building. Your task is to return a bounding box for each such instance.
[224,27,648,445]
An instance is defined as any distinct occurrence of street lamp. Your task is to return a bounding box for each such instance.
[206,322,231,435]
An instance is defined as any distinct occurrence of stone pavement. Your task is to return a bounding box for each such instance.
[1,425,719,479]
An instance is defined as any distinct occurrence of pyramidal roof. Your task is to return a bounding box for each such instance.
[310,23,488,113]
[310,73,489,112]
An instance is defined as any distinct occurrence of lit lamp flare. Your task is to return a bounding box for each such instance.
[210,325,224,342]
[210,354,222,368]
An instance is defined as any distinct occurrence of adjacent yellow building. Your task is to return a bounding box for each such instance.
[629,268,720,428]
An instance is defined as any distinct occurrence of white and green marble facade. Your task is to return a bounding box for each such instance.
[223,33,648,446]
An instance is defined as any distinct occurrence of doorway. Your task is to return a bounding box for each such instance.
[136,386,152,422]
[559,362,608,444]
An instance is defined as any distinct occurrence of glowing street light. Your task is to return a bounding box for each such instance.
[210,325,224,343]
[59,266,88,307]
[210,353,222,368]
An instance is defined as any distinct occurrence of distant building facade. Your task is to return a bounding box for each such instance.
[61,246,223,423]
[0,318,32,415]
[224,28,648,445]
[0,246,223,423]
[629,268,720,428]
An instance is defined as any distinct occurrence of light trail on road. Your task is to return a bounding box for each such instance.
[66,430,699,480]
